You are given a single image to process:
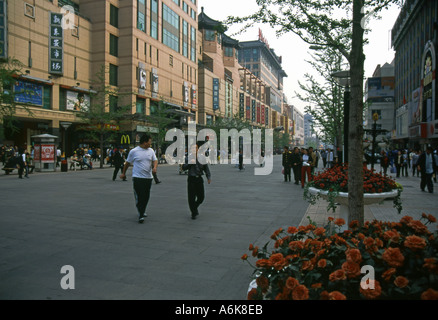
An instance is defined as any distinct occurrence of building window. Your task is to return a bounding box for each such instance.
[109,95,118,112]
[109,34,118,57]
[204,30,215,41]
[182,20,189,58]
[136,97,146,114]
[190,8,196,21]
[190,26,196,62]
[110,4,119,28]
[150,0,158,39]
[162,4,180,53]
[109,64,118,86]
[224,47,233,57]
[137,0,146,32]
[173,0,180,6]
[183,2,188,14]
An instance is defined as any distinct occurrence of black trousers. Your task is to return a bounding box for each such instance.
[133,177,153,217]
[112,164,123,180]
[293,165,301,183]
[283,165,291,181]
[420,173,434,193]
[187,176,205,215]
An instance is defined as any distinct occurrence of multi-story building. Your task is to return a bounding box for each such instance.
[292,107,304,146]
[237,30,287,125]
[391,0,438,149]
[2,0,200,154]
[197,8,275,132]
[364,62,395,144]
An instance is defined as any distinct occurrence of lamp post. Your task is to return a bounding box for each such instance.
[331,70,350,164]
[364,113,387,171]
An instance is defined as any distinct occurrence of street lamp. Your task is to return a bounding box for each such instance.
[331,70,350,164]
[364,113,387,171]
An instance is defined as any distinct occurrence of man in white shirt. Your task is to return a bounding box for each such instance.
[327,148,334,168]
[120,134,158,223]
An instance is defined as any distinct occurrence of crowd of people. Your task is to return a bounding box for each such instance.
[1,145,33,179]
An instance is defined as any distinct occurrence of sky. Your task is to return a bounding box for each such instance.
[198,0,401,114]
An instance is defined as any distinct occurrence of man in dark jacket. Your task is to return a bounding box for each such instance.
[112,148,126,181]
[282,146,292,182]
[183,144,211,220]
[417,146,437,193]
[291,147,302,185]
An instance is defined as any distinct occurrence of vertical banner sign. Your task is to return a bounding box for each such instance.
[213,78,220,111]
[183,81,189,107]
[261,105,265,125]
[239,93,245,119]
[246,96,250,120]
[191,84,197,109]
[0,0,7,59]
[151,68,159,98]
[256,102,261,123]
[49,12,64,75]
[265,107,269,127]
[251,99,256,122]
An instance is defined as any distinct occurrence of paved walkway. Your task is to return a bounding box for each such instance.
[1,158,436,300]
[300,164,438,230]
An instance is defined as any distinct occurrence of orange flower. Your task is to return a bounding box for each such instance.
[427,214,436,223]
[314,227,326,237]
[329,269,347,282]
[256,276,269,293]
[256,259,272,268]
[241,254,248,260]
[292,285,309,300]
[289,240,305,251]
[317,259,327,268]
[421,288,438,300]
[311,283,322,289]
[248,244,254,251]
[360,280,382,300]
[407,220,429,234]
[269,253,287,270]
[404,235,427,251]
[394,276,409,288]
[252,246,259,257]
[334,218,345,226]
[383,230,401,242]
[302,260,314,271]
[423,258,438,272]
[287,226,298,234]
[400,216,413,224]
[320,291,330,300]
[382,247,405,268]
[382,268,397,281]
[349,220,360,229]
[341,261,361,279]
[328,291,347,300]
[285,277,299,290]
[271,227,283,239]
[346,248,362,264]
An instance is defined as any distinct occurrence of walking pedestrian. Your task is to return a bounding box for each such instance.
[120,134,158,223]
[282,146,292,182]
[291,147,301,185]
[417,146,436,193]
[301,148,313,188]
[326,148,334,168]
[412,150,420,177]
[112,148,126,181]
[380,151,390,176]
[182,144,211,220]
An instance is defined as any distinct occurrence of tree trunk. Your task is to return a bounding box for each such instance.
[348,0,366,226]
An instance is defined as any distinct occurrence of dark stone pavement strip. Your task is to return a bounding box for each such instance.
[0,155,309,300]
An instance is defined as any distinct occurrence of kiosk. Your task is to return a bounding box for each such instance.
[32,134,58,172]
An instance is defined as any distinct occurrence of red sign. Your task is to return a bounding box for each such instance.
[256,103,261,123]
[41,145,55,163]
[34,145,41,161]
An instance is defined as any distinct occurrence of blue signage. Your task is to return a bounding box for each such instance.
[14,80,43,106]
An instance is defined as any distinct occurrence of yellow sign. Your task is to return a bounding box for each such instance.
[121,134,131,145]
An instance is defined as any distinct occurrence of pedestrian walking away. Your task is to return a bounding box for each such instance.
[120,134,158,223]
[282,146,292,182]
[182,144,211,220]
[417,146,437,194]
[112,148,126,181]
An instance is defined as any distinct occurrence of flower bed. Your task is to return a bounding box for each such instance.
[304,165,403,213]
[243,215,438,300]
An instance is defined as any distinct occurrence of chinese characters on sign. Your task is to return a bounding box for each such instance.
[191,85,197,110]
[0,0,7,59]
[213,78,219,111]
[49,12,64,75]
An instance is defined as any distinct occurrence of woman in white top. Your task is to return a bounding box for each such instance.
[301,149,313,188]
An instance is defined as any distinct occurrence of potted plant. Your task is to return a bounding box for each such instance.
[304,164,403,230]
[243,214,438,300]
